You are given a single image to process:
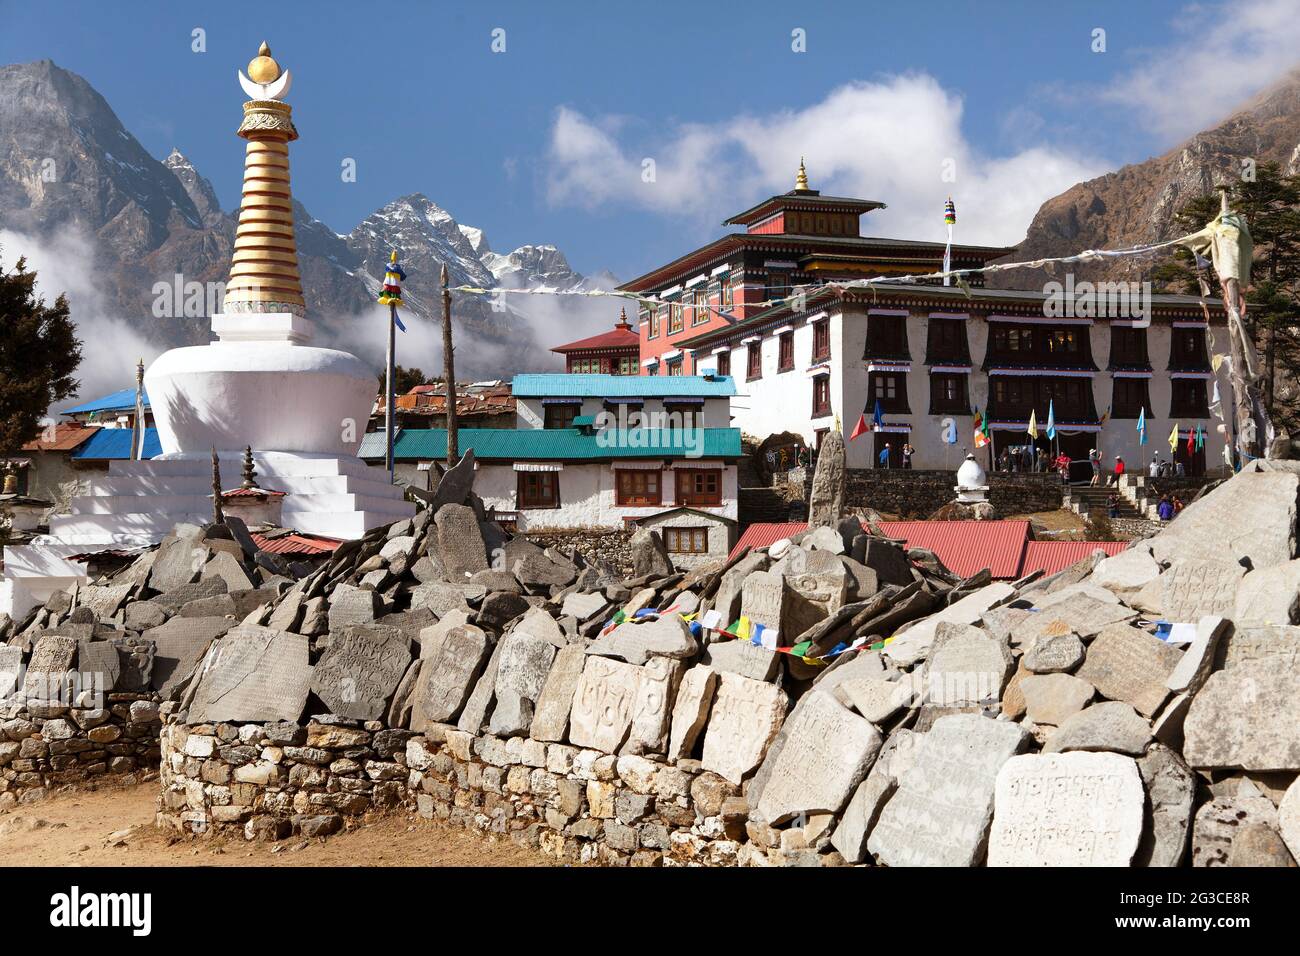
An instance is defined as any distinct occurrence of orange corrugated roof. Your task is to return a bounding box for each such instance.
[730,522,811,558]
[250,532,343,556]
[21,422,100,452]
[1020,540,1129,577]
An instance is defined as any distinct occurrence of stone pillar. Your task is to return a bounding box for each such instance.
[808,430,846,526]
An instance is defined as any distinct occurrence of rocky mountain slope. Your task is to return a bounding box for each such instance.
[994,69,1300,287]
[0,60,616,378]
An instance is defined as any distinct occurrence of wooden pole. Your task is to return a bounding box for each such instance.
[442,263,459,465]
[210,447,224,526]
[385,302,396,481]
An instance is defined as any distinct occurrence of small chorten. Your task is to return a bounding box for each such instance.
[929,452,995,520]
[794,157,811,192]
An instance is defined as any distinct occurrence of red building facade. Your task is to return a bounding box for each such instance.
[550,308,641,374]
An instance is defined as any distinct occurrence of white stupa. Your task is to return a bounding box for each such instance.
[954,454,989,503]
[0,43,413,617]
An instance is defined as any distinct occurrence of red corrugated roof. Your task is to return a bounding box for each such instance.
[1020,540,1129,577]
[250,532,343,556]
[730,518,1046,579]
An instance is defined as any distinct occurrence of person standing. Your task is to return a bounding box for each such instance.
[902,441,915,470]
[878,442,892,469]
[1110,455,1126,487]
[1089,448,1102,486]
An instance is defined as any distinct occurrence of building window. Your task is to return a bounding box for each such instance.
[869,371,909,413]
[616,470,661,506]
[812,320,830,362]
[676,469,722,507]
[778,332,794,372]
[692,287,710,325]
[812,374,831,418]
[765,273,789,301]
[518,471,559,509]
[864,314,909,360]
[929,372,969,414]
[668,301,684,335]
[543,404,579,429]
[665,403,699,431]
[1169,328,1209,370]
[719,275,733,310]
[569,356,603,374]
[667,358,684,376]
[925,318,969,363]
[716,350,731,377]
[1109,327,1149,368]
[1170,379,1209,417]
[647,305,660,339]
[664,526,710,554]
[747,342,762,380]
[615,355,637,375]
[988,323,1093,368]
[1111,378,1151,419]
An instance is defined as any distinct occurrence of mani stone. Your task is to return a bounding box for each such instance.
[201,551,254,592]
[1233,559,1300,625]
[0,645,22,699]
[149,534,206,593]
[530,643,587,742]
[1191,789,1282,866]
[513,551,576,589]
[713,550,769,624]
[310,625,412,721]
[412,582,473,619]
[885,583,1017,667]
[925,623,1012,706]
[1156,559,1245,621]
[328,584,382,632]
[988,752,1145,866]
[561,590,607,623]
[1183,659,1300,771]
[568,655,643,754]
[700,672,789,786]
[455,635,505,735]
[1166,616,1229,696]
[1042,701,1153,755]
[868,714,1030,867]
[1135,743,1196,867]
[701,639,781,682]
[623,656,684,756]
[488,631,558,737]
[112,636,155,693]
[1280,776,1300,864]
[412,624,490,727]
[667,664,718,761]
[79,583,132,620]
[585,615,697,666]
[1023,631,1085,674]
[859,537,914,587]
[739,570,787,632]
[147,616,233,696]
[77,640,121,695]
[187,625,311,724]
[23,634,76,701]
[807,428,845,527]
[1020,673,1095,726]
[755,690,882,825]
[780,548,849,622]
[435,503,489,576]
[630,526,673,578]
[1089,544,1160,596]
[1074,624,1182,717]
[835,673,921,725]
[1148,467,1297,570]
[1216,624,1300,671]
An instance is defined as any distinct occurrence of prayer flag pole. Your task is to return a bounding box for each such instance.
[943,197,956,287]
[378,250,409,482]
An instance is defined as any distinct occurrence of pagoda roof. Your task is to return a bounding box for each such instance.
[723,188,886,227]
[551,325,641,354]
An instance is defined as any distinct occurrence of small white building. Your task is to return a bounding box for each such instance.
[362,373,742,563]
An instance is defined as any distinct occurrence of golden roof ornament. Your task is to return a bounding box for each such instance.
[795,157,810,192]
[238,40,292,101]
[248,42,281,83]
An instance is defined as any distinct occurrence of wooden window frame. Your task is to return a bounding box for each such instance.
[719,275,733,309]
[616,469,662,507]
[647,305,660,339]
[691,287,710,326]
[543,404,580,429]
[812,319,830,362]
[869,371,910,413]
[811,373,831,418]
[668,301,684,335]
[716,350,731,378]
[746,343,762,381]
[676,468,723,507]
[1169,378,1209,418]
[929,372,969,414]
[517,471,560,509]
[1111,377,1151,419]
[778,331,795,372]
[663,526,710,554]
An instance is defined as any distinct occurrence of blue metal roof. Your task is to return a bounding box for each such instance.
[511,373,735,398]
[63,387,151,416]
[360,427,742,462]
[71,427,162,460]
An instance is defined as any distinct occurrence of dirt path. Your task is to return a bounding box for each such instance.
[0,783,551,867]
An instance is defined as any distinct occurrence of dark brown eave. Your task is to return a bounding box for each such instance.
[723,191,887,226]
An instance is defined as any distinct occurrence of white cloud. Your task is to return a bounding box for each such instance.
[546,73,1106,248]
[1100,0,1300,140]
[0,229,160,414]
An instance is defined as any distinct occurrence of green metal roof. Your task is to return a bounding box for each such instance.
[511,373,735,398]
[364,427,742,462]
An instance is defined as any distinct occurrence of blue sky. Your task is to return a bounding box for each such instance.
[3,0,1297,281]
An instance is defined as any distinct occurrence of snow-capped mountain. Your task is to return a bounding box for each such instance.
[0,60,619,377]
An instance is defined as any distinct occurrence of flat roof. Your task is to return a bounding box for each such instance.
[512,373,735,398]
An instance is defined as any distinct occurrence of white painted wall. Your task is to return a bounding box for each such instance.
[516,395,731,429]
[638,508,734,569]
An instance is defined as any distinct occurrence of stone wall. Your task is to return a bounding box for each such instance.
[839,469,1065,518]
[0,694,161,808]
[157,714,758,865]
[524,529,633,575]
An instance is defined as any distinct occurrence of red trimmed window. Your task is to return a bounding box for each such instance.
[677,469,722,507]
[616,470,661,506]
[517,472,559,509]
[664,527,709,554]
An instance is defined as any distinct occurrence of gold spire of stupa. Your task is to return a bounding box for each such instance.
[795,157,809,192]
[223,41,305,317]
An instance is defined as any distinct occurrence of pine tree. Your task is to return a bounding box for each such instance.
[0,251,83,453]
